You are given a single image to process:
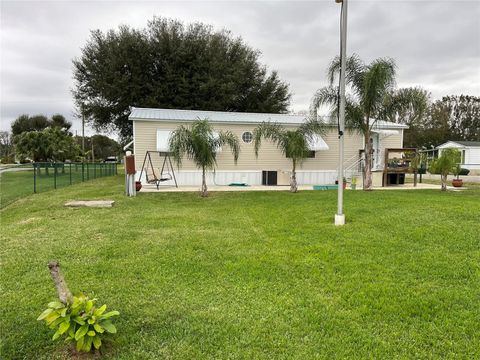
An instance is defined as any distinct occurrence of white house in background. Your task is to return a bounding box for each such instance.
[436,141,480,174]
[129,107,407,186]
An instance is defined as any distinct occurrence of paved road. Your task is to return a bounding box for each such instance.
[407,173,480,183]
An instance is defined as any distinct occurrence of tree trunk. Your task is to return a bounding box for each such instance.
[290,161,298,193]
[413,171,418,187]
[441,173,447,191]
[363,131,373,191]
[47,261,73,305]
[201,167,208,197]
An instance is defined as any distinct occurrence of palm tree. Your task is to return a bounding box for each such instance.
[169,119,240,197]
[253,119,325,192]
[312,54,402,190]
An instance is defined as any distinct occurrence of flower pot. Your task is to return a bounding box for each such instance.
[452,179,463,188]
[135,181,142,191]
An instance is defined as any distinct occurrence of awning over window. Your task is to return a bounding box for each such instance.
[308,135,329,151]
[371,129,399,137]
[156,130,172,152]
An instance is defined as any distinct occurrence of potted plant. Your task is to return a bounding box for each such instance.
[452,164,463,187]
[351,177,357,190]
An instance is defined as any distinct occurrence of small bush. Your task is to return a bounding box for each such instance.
[37,294,119,352]
[459,168,470,176]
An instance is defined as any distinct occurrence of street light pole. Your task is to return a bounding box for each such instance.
[335,0,347,226]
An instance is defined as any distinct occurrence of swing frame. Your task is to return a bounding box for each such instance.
[138,151,178,189]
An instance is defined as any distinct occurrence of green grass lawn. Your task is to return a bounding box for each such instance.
[0,164,116,208]
[1,174,479,359]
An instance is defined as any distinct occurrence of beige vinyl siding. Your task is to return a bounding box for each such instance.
[379,131,404,151]
[133,120,364,172]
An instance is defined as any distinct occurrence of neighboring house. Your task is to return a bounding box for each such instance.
[129,107,407,186]
[436,141,480,175]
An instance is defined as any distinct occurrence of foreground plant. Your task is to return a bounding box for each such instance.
[38,261,119,353]
[38,294,119,352]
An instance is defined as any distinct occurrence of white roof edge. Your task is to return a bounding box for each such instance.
[128,107,408,129]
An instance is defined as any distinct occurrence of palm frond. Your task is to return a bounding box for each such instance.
[168,125,192,168]
[215,130,240,164]
[252,122,285,157]
[310,86,338,121]
[361,57,396,123]
[327,53,365,92]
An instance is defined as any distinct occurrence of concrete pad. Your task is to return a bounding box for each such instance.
[138,183,451,193]
[64,200,115,208]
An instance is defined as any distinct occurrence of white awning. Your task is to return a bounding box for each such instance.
[371,129,399,137]
[308,135,329,151]
[156,130,172,152]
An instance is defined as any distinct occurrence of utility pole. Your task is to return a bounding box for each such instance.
[82,114,85,155]
[335,0,347,226]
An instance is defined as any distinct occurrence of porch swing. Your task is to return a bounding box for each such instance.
[139,151,178,189]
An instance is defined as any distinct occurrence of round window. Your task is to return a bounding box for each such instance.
[242,131,253,144]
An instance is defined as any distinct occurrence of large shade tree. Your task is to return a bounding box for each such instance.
[73,17,291,141]
[169,119,240,197]
[253,120,325,192]
[311,54,426,190]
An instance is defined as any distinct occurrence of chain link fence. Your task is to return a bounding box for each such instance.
[0,162,118,208]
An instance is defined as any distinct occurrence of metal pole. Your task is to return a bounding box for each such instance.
[82,115,85,154]
[335,0,347,226]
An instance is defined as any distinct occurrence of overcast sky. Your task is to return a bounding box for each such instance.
[1,0,479,136]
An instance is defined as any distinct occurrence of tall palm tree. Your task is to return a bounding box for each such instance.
[169,119,240,197]
[311,54,398,190]
[253,119,325,192]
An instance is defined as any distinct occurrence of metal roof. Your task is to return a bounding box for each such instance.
[128,107,407,129]
[437,140,480,148]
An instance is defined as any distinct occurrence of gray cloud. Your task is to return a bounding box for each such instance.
[1,0,479,135]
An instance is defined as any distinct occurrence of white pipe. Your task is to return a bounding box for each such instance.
[123,140,134,151]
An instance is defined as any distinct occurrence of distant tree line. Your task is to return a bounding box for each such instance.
[403,95,480,149]
[1,114,121,164]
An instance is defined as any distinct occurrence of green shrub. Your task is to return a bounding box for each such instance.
[37,294,119,352]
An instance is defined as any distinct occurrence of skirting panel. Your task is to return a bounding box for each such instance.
[137,170,339,186]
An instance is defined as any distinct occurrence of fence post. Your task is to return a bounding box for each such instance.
[69,163,72,185]
[82,162,85,182]
[54,163,57,189]
[33,163,37,193]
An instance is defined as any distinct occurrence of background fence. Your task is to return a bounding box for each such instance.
[0,162,117,208]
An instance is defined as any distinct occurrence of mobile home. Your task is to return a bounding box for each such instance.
[129,107,407,186]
